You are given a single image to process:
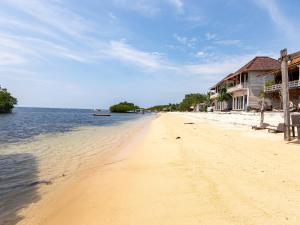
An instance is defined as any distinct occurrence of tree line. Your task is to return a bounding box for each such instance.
[147,93,210,112]
[0,86,17,114]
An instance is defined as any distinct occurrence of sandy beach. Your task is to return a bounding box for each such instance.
[17,113,300,225]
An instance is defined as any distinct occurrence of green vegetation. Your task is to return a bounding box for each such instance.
[148,103,179,112]
[109,101,139,113]
[259,90,266,98]
[217,85,231,102]
[265,80,275,87]
[178,93,207,111]
[148,93,208,112]
[0,86,17,113]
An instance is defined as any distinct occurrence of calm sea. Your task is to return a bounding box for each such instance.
[0,107,154,225]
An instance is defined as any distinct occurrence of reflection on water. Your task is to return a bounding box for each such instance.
[0,107,148,146]
[0,154,39,225]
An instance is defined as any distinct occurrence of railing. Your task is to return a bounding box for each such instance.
[289,80,300,88]
[265,80,300,92]
[227,83,245,93]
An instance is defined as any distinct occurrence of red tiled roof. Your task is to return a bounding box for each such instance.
[225,56,280,80]
[209,56,280,89]
[289,55,300,67]
[259,52,300,76]
[234,56,280,74]
[210,73,233,89]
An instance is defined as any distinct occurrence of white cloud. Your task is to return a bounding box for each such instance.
[0,32,92,63]
[0,1,111,64]
[106,40,274,85]
[205,32,241,47]
[0,17,59,39]
[108,41,166,70]
[253,0,297,38]
[112,0,161,16]
[166,0,184,13]
[0,52,26,65]
[195,51,205,57]
[2,0,93,39]
[108,12,117,21]
[173,33,197,47]
[215,39,241,46]
[184,53,268,81]
[205,32,217,41]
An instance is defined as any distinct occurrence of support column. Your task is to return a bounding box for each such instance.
[242,95,245,110]
[234,97,236,110]
[280,49,291,141]
[247,88,250,109]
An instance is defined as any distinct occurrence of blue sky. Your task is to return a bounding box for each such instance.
[0,0,299,109]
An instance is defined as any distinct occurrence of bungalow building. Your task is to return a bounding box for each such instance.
[210,56,280,111]
[263,51,300,110]
[209,74,233,111]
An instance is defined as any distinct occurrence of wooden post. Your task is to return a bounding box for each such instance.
[280,49,291,141]
[260,97,265,127]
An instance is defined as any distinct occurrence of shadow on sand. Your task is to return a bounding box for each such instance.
[0,153,40,225]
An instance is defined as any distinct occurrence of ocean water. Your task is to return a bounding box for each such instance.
[0,107,154,225]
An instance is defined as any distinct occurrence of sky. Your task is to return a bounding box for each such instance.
[0,0,299,109]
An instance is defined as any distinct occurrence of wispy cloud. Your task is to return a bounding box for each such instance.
[173,33,197,47]
[206,32,217,41]
[106,39,272,86]
[0,52,26,65]
[184,53,264,81]
[205,32,241,47]
[195,51,206,57]
[108,41,167,70]
[0,0,109,64]
[253,0,297,38]
[166,0,184,14]
[0,32,93,63]
[112,0,161,16]
[2,0,93,39]
[215,39,241,46]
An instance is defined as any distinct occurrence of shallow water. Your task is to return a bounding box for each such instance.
[0,107,154,225]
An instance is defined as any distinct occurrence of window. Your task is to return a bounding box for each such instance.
[289,69,299,81]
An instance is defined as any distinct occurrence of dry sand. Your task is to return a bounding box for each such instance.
[18,113,300,225]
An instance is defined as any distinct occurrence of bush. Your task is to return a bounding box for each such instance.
[265,80,275,87]
[217,85,231,102]
[0,87,17,113]
[178,93,207,111]
[109,102,139,113]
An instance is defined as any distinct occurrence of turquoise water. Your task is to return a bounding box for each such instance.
[0,107,154,225]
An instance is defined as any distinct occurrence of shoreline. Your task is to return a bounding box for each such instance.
[16,115,154,225]
[17,113,300,225]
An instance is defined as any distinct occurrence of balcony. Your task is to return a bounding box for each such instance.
[210,92,219,99]
[227,83,246,93]
[265,80,300,92]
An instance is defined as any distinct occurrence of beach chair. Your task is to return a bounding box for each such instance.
[267,123,285,133]
[252,123,269,130]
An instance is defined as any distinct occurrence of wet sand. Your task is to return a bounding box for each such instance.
[18,113,300,225]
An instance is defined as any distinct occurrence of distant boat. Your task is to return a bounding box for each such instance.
[93,113,111,117]
[94,108,101,111]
